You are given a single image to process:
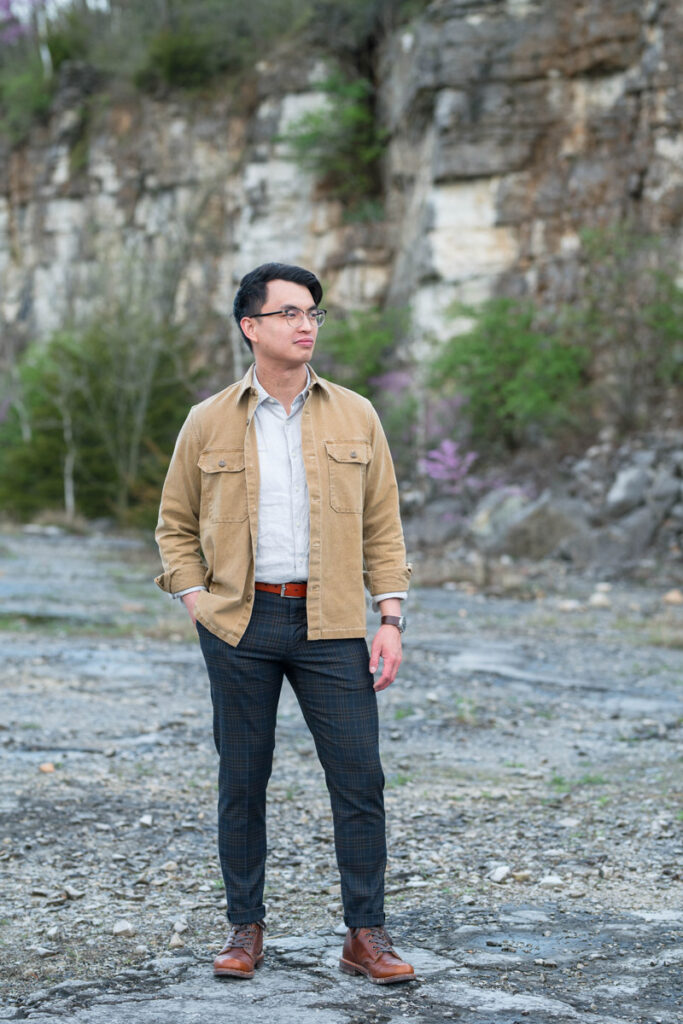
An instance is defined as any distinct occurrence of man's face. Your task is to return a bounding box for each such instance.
[241,279,320,370]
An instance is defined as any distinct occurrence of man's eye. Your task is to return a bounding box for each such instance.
[284,310,298,320]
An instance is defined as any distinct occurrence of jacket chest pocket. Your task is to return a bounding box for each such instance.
[325,441,370,514]
[198,449,248,522]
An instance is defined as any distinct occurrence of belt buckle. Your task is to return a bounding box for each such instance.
[280,583,287,597]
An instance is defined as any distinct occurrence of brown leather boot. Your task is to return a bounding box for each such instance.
[213,920,265,978]
[339,926,415,984]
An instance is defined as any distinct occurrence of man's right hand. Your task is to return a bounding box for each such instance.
[181,590,202,624]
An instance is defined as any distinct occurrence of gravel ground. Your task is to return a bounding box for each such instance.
[0,525,681,1023]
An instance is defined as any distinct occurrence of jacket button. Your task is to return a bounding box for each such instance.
[218,460,226,467]
[350,450,357,458]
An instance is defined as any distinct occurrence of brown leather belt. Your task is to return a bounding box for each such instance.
[255,581,308,598]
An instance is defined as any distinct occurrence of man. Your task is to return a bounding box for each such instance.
[155,262,414,985]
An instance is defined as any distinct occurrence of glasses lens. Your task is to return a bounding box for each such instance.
[283,308,326,327]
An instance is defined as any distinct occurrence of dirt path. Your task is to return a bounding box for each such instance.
[0,525,681,1023]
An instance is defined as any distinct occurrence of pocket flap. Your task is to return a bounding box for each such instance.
[325,441,371,465]
[198,449,245,473]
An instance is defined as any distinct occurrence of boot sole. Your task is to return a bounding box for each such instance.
[214,954,264,979]
[339,957,415,984]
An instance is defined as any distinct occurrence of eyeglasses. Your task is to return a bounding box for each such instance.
[251,306,327,328]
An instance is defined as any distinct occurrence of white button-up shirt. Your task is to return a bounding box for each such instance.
[252,368,310,582]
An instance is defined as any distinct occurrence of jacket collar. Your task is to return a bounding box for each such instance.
[236,363,330,401]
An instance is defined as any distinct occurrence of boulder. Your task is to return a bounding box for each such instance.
[619,505,666,555]
[648,467,681,511]
[499,495,589,560]
[630,450,657,468]
[564,503,667,570]
[669,503,683,526]
[605,466,651,517]
[468,488,530,550]
[410,544,487,588]
[403,497,465,549]
[470,490,589,559]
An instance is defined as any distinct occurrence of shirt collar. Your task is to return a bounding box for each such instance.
[237,363,330,401]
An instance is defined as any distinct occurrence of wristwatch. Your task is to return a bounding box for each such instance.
[381,615,407,634]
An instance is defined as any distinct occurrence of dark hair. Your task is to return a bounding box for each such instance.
[233,262,324,351]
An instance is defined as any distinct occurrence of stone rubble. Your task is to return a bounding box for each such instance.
[409,432,683,585]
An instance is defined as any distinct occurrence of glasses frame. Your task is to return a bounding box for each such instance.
[251,306,327,328]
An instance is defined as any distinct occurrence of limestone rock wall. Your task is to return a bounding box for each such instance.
[1,0,681,375]
[381,0,683,337]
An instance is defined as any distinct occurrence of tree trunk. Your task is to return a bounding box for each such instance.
[61,407,76,521]
[31,2,53,80]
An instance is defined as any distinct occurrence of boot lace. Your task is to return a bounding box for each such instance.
[363,926,394,955]
[226,921,263,951]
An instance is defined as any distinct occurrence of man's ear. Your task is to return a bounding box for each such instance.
[241,316,258,346]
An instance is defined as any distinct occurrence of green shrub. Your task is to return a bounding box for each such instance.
[316,306,407,396]
[0,0,429,142]
[314,306,417,472]
[645,271,683,387]
[571,224,683,429]
[371,372,420,480]
[135,26,221,91]
[0,53,53,143]
[0,319,205,527]
[46,11,90,70]
[433,298,589,450]
[283,72,387,215]
[134,0,313,91]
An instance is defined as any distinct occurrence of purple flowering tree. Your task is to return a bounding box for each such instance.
[1,0,33,44]
[0,0,52,76]
[419,438,479,495]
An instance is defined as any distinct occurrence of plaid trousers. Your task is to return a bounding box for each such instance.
[196,590,386,928]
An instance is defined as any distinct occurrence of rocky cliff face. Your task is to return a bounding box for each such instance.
[382,0,683,335]
[1,0,681,373]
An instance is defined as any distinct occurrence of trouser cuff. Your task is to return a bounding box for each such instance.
[344,912,385,928]
[228,906,266,925]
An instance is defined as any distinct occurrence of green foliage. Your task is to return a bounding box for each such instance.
[315,306,418,474]
[46,10,90,70]
[645,272,683,387]
[135,25,222,91]
[0,0,428,143]
[569,223,683,431]
[68,125,89,174]
[374,383,419,479]
[0,318,205,526]
[433,298,589,450]
[428,234,683,453]
[316,306,407,397]
[0,51,52,143]
[132,0,316,91]
[283,71,386,215]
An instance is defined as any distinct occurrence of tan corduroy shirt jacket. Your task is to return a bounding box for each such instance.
[154,365,411,646]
